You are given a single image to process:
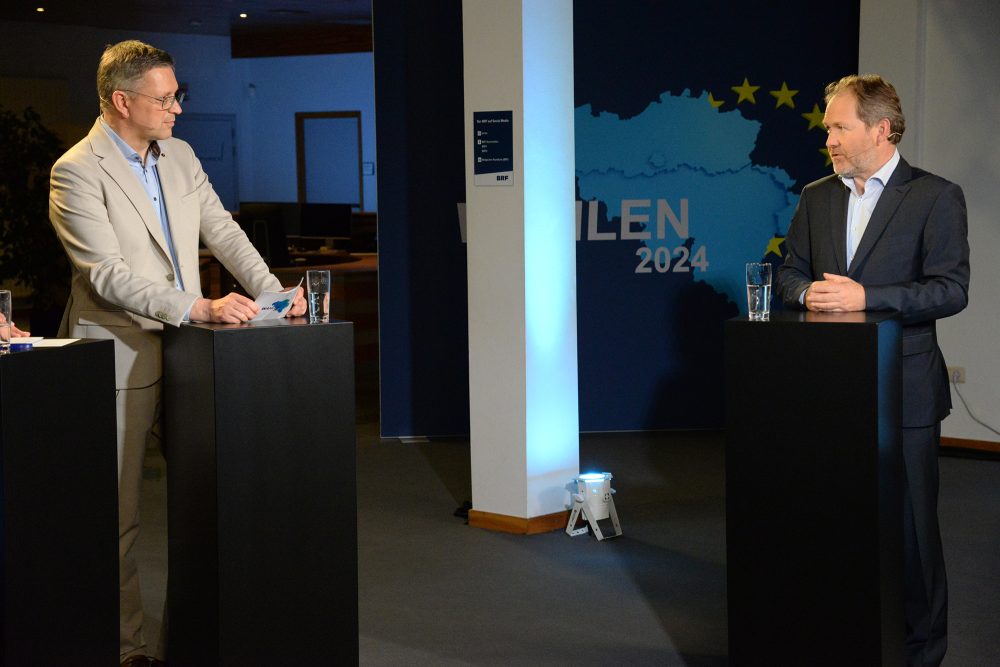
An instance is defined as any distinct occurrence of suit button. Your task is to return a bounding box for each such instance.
[166,273,175,282]
[155,310,169,320]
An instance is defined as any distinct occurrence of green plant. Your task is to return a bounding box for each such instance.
[0,104,69,313]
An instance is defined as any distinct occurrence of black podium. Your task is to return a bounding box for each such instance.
[163,319,357,666]
[0,340,118,666]
[725,312,904,666]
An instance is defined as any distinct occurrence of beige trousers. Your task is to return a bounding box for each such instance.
[117,382,161,661]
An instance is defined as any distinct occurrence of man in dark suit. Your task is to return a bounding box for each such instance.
[777,74,970,667]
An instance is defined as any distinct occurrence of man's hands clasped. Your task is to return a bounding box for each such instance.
[804,272,866,312]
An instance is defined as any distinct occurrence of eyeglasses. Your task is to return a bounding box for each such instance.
[122,89,186,110]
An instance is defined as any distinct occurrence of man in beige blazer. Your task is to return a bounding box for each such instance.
[49,40,306,666]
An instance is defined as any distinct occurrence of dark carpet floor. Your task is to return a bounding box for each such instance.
[137,423,999,665]
[356,425,1000,666]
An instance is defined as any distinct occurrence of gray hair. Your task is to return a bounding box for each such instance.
[97,40,175,113]
[825,74,906,144]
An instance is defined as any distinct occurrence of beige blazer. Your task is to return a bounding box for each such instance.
[49,119,282,389]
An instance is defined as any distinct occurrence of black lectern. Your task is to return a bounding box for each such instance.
[0,340,118,665]
[725,312,903,666]
[162,319,357,666]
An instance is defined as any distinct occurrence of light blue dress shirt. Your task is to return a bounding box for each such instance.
[100,119,185,291]
[799,149,901,304]
[840,149,900,268]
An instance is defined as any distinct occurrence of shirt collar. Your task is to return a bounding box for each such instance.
[99,117,162,165]
[839,148,899,196]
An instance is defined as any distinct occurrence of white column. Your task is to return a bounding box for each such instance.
[463,0,579,529]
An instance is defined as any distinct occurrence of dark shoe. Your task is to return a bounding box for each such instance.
[121,656,166,667]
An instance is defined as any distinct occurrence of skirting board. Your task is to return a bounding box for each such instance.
[941,436,1000,454]
[468,509,570,535]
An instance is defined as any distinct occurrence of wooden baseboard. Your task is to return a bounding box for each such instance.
[941,436,1000,454]
[468,509,569,535]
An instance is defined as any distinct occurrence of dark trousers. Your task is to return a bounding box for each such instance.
[902,423,947,667]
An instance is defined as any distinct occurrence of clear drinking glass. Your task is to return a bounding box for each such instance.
[745,263,771,321]
[0,290,13,354]
[306,270,331,323]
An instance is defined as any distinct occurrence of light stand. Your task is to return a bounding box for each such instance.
[566,472,622,541]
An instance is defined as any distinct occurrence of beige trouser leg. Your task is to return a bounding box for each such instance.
[117,383,160,661]
[155,598,169,661]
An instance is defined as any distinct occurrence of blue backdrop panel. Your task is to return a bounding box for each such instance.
[374,1,859,436]
[373,1,470,437]
[573,0,859,430]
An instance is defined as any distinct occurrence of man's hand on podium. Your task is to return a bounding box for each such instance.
[285,286,307,317]
[805,273,866,312]
[191,286,306,323]
[191,293,261,323]
[0,312,29,337]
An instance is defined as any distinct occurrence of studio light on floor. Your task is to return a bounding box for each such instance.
[566,472,622,541]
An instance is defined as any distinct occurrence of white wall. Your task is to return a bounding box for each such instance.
[860,0,1000,442]
[0,20,376,210]
[0,21,242,146]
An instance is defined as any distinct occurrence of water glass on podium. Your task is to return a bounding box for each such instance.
[0,290,12,354]
[746,262,771,321]
[306,270,331,323]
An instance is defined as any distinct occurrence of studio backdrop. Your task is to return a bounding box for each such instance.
[375,0,860,436]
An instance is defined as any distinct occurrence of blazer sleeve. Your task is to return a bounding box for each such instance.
[863,182,970,326]
[175,144,282,298]
[776,188,815,308]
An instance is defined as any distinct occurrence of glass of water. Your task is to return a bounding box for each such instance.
[745,262,771,321]
[0,290,12,354]
[306,270,331,324]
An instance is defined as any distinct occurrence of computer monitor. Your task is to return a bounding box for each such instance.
[298,203,352,240]
[236,202,292,267]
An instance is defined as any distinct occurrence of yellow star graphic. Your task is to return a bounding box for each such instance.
[802,103,825,130]
[707,92,725,109]
[766,236,784,258]
[769,82,798,109]
[819,147,831,166]
[731,78,760,105]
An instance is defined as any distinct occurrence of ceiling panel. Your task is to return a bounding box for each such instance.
[1,0,372,54]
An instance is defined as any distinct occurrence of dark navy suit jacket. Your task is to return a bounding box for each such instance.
[777,156,970,427]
